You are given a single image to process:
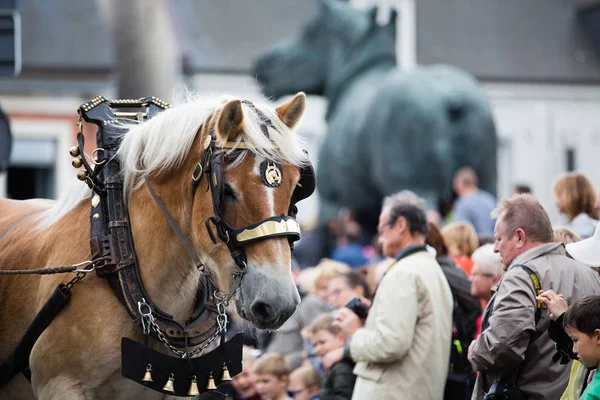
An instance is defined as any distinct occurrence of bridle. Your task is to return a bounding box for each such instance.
[144,124,315,309]
[76,96,315,357]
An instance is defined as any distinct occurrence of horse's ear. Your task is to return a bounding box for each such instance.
[276,92,306,130]
[217,99,244,140]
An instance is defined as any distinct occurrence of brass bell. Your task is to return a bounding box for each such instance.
[141,364,153,383]
[162,373,175,393]
[69,146,80,157]
[72,157,83,168]
[77,170,88,181]
[188,375,200,396]
[221,364,232,382]
[206,372,217,390]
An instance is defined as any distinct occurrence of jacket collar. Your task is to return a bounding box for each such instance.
[508,242,564,269]
[490,242,564,294]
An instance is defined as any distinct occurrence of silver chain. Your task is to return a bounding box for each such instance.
[137,298,228,359]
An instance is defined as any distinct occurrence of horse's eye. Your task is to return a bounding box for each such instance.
[224,183,237,201]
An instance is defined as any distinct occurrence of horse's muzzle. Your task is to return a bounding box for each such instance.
[237,267,300,330]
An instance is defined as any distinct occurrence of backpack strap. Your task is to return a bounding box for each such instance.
[513,264,542,325]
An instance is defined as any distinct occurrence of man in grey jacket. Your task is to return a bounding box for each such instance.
[468,195,600,400]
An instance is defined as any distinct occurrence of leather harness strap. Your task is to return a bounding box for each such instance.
[80,97,218,348]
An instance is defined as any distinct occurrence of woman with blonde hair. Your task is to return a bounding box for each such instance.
[554,172,599,239]
[553,226,581,245]
[441,221,479,276]
[312,259,350,303]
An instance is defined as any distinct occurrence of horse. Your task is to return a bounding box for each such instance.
[254,0,497,232]
[0,92,312,399]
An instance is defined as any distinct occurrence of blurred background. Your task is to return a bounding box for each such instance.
[1,0,600,228]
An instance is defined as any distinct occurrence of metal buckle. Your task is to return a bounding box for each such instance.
[192,163,203,182]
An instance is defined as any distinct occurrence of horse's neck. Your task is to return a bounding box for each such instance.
[325,61,394,120]
[126,190,201,324]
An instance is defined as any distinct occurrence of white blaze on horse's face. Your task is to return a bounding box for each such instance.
[208,93,308,330]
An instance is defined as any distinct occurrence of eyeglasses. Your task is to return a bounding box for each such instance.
[377,219,395,234]
[471,271,495,279]
[329,287,350,298]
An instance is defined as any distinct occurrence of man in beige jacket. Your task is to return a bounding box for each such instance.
[468,195,600,399]
[335,192,453,400]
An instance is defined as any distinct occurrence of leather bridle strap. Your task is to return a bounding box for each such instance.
[144,176,243,303]
[144,176,206,273]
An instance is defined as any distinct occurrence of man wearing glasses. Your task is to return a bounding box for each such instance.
[327,271,371,310]
[333,191,453,400]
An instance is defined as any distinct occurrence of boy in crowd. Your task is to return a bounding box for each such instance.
[288,366,321,400]
[564,296,600,399]
[311,313,356,399]
[253,353,293,400]
[229,347,263,400]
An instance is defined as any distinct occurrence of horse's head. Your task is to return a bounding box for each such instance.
[254,0,397,102]
[120,93,312,330]
[202,95,312,329]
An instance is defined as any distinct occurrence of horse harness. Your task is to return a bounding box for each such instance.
[73,96,315,355]
[0,96,314,396]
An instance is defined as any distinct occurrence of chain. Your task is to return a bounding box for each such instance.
[138,298,228,359]
[64,271,88,291]
[62,260,100,291]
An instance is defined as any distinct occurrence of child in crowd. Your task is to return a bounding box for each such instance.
[564,296,600,399]
[288,365,321,400]
[310,313,356,400]
[229,347,263,400]
[441,221,478,276]
[252,353,293,400]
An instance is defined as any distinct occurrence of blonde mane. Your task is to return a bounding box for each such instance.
[37,94,310,229]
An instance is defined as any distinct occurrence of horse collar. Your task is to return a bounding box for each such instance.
[78,98,222,352]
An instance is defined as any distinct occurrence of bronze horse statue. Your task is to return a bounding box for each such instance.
[254,0,497,231]
[0,93,312,399]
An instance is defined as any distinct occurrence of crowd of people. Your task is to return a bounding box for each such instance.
[221,168,600,400]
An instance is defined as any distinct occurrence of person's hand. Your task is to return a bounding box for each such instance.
[537,290,568,320]
[333,307,363,337]
[468,341,475,364]
[322,348,344,370]
[357,296,372,309]
[301,326,312,341]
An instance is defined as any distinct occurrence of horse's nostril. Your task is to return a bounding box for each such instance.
[251,301,275,323]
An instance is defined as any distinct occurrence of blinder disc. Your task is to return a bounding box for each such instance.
[260,160,283,187]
